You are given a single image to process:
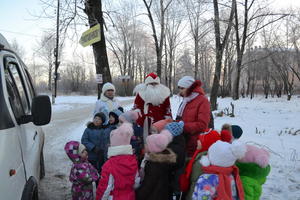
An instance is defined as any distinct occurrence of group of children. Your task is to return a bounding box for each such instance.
[64,109,271,200]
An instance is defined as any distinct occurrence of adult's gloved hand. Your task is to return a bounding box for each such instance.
[165,121,184,137]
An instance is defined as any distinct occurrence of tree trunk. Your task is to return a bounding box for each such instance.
[48,64,52,91]
[232,57,242,99]
[84,0,112,98]
[194,39,199,79]
[210,0,235,111]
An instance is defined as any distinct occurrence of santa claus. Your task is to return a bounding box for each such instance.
[133,73,172,140]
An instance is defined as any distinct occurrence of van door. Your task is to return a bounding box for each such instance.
[4,56,41,180]
[0,56,27,200]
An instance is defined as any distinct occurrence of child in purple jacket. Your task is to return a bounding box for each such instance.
[65,141,100,200]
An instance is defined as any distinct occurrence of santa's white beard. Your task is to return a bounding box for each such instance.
[138,84,170,105]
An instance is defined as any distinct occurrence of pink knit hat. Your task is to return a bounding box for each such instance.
[238,145,270,168]
[146,130,173,153]
[110,122,134,146]
[119,111,139,124]
[152,119,173,132]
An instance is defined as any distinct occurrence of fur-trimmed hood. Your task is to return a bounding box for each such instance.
[147,148,177,163]
[133,83,171,105]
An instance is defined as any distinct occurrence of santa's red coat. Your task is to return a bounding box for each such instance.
[133,93,172,127]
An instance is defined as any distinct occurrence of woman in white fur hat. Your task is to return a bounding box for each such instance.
[176,76,211,158]
[93,82,120,124]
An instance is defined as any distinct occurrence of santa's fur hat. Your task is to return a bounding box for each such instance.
[145,72,160,85]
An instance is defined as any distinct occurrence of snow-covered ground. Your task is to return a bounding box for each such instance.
[40,95,300,199]
[172,95,300,200]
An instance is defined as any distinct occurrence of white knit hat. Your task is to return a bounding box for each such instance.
[145,72,160,85]
[200,140,247,167]
[102,82,116,93]
[178,76,195,88]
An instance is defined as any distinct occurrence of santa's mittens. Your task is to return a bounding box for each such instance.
[165,121,184,137]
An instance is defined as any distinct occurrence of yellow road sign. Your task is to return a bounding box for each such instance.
[79,24,101,47]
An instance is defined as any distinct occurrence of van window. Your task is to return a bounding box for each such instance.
[5,61,30,114]
[0,70,15,130]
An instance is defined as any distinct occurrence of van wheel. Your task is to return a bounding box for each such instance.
[21,177,39,200]
[40,151,45,179]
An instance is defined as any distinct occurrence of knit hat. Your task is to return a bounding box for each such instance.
[110,122,134,146]
[178,76,195,89]
[102,82,116,93]
[119,111,139,124]
[238,145,270,168]
[198,130,221,152]
[220,130,233,143]
[94,112,106,123]
[200,140,246,167]
[109,109,123,119]
[152,119,173,132]
[145,72,160,85]
[222,124,243,139]
[64,141,81,162]
[146,130,173,153]
[165,121,184,137]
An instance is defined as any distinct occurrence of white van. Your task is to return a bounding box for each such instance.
[0,33,51,200]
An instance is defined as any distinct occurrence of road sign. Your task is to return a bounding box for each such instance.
[79,24,101,47]
[96,74,103,84]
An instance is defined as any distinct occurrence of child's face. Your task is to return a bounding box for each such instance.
[80,150,88,160]
[109,115,116,124]
[93,116,103,126]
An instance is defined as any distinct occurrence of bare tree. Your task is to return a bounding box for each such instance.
[232,0,288,100]
[210,0,235,111]
[10,39,25,60]
[36,33,56,91]
[142,0,173,77]
[183,0,210,79]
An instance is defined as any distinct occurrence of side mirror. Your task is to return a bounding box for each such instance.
[31,95,52,126]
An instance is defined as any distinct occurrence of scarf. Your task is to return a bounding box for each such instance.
[100,93,116,112]
[202,165,245,200]
[176,92,199,118]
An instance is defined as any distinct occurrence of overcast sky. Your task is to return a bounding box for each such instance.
[1,0,300,61]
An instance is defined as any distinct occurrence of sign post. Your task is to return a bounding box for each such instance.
[79,24,101,47]
[96,74,103,100]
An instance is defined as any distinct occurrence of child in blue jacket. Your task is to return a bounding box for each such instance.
[81,112,109,174]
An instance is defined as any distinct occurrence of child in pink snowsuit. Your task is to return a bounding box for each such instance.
[65,141,99,200]
[96,122,140,200]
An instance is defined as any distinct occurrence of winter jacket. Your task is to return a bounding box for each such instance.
[65,141,100,200]
[184,152,207,200]
[236,162,271,200]
[96,145,139,200]
[81,123,111,161]
[131,124,144,158]
[179,82,210,157]
[136,135,186,200]
[94,94,120,124]
[192,166,244,200]
[134,93,172,127]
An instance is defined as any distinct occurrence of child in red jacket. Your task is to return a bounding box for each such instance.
[96,122,140,200]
